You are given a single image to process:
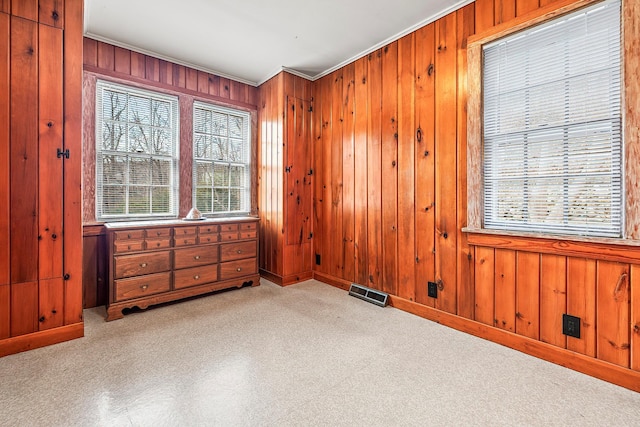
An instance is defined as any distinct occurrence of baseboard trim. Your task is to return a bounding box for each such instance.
[260,269,313,286]
[312,271,640,393]
[312,271,351,290]
[0,322,84,358]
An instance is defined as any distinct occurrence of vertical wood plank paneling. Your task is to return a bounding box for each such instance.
[397,33,416,301]
[38,277,64,330]
[353,58,368,286]
[114,47,131,75]
[82,235,99,308]
[0,0,8,13]
[97,41,114,71]
[342,64,356,282]
[319,75,332,275]
[0,13,9,288]
[258,81,269,271]
[381,42,398,295]
[474,246,495,325]
[538,0,555,6]
[567,257,596,357]
[435,13,458,314]
[495,0,517,24]
[173,63,186,88]
[158,60,172,86]
[178,96,193,217]
[81,74,96,223]
[38,0,64,28]
[515,251,540,340]
[83,38,97,67]
[631,264,640,371]
[312,77,324,275]
[10,16,38,284]
[414,23,436,306]
[11,281,38,336]
[11,0,37,21]
[0,284,8,338]
[625,0,640,239]
[197,71,208,94]
[516,0,539,16]
[186,68,198,92]
[62,0,84,325]
[264,78,274,273]
[208,74,220,97]
[231,80,246,103]
[367,50,383,290]
[130,51,145,78]
[330,71,344,279]
[597,261,630,368]
[10,282,32,335]
[219,77,231,99]
[540,254,567,348]
[275,74,285,276]
[475,0,495,32]
[38,24,63,280]
[494,249,516,331]
[456,4,475,318]
[145,56,159,82]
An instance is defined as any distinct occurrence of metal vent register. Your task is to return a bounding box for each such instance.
[348,284,388,307]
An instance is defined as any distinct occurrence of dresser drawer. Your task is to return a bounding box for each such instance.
[174,265,218,289]
[220,240,257,262]
[198,224,219,235]
[220,232,238,242]
[220,223,238,233]
[114,230,145,241]
[175,226,198,237]
[114,272,171,302]
[145,238,172,250]
[240,231,257,240]
[240,222,256,231]
[147,228,172,239]
[114,251,172,279]
[199,234,219,244]
[174,245,219,269]
[220,258,257,280]
[114,239,145,254]
[174,236,197,247]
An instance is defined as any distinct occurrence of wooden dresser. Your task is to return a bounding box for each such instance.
[105,217,259,321]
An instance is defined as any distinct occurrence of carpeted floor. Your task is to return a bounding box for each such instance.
[1,279,638,426]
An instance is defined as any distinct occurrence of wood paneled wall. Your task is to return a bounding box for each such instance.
[82,37,259,223]
[258,72,314,285]
[305,0,640,391]
[81,38,259,307]
[0,0,84,356]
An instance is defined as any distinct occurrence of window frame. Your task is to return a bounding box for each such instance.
[95,79,180,221]
[465,0,640,242]
[192,101,252,216]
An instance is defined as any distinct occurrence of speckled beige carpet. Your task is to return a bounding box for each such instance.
[1,279,638,426]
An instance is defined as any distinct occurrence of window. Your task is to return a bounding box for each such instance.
[482,0,621,237]
[95,81,180,220]
[193,102,251,215]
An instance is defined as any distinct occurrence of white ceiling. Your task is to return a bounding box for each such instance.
[84,0,473,86]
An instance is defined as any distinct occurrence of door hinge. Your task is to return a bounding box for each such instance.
[308,169,313,175]
[308,106,313,113]
[285,166,291,173]
[57,148,69,159]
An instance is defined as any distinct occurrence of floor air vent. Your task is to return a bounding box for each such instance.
[348,284,388,307]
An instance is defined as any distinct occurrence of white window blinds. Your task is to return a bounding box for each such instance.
[96,80,180,220]
[193,102,251,215]
[482,0,622,237]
